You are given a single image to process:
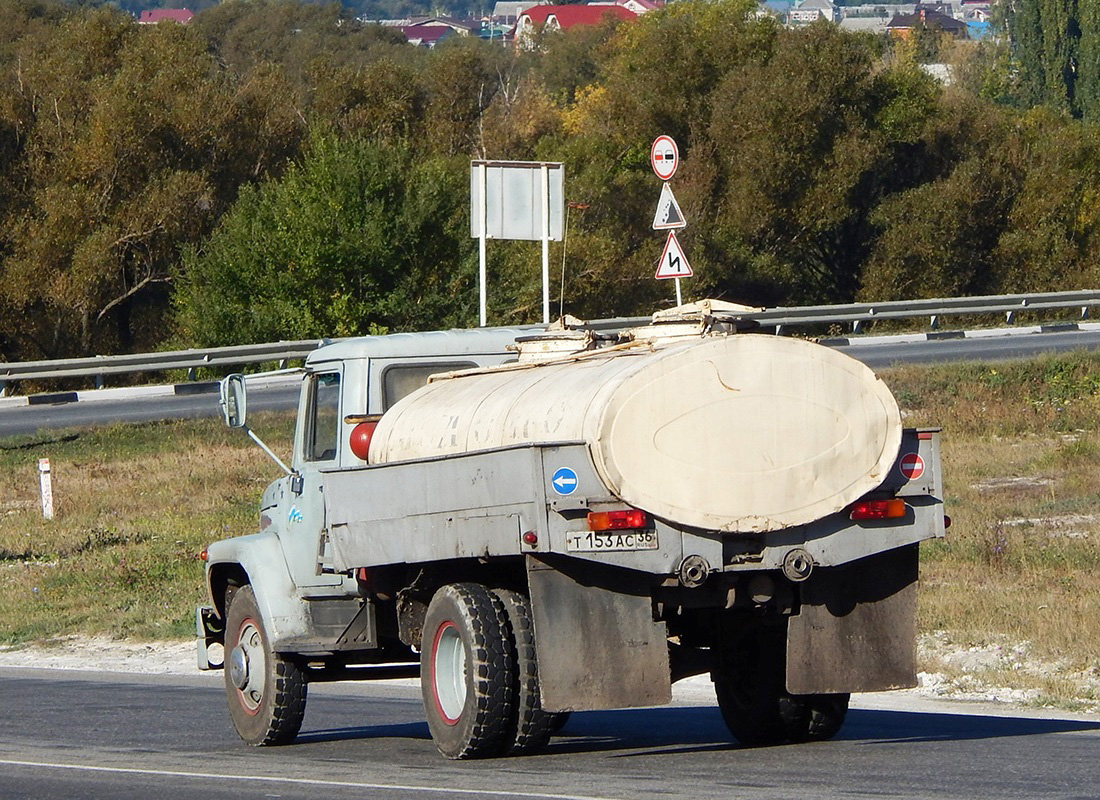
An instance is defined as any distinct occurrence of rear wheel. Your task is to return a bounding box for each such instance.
[713,626,805,747]
[789,693,849,742]
[493,589,553,756]
[224,585,307,746]
[421,583,515,759]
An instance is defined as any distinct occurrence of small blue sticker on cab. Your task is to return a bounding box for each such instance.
[552,467,578,495]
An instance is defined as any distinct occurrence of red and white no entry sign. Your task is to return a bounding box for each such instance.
[650,135,679,181]
[900,453,925,481]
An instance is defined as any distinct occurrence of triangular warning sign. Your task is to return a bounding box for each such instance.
[655,231,693,279]
[652,183,687,230]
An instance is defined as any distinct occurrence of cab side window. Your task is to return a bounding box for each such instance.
[306,372,341,462]
[382,362,476,410]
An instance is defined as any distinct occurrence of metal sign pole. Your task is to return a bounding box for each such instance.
[478,162,488,327]
[540,164,550,324]
[674,277,683,307]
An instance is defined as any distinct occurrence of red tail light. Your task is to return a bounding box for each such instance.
[849,498,907,521]
[587,510,648,531]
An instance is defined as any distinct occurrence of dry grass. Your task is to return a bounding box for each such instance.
[0,414,293,643]
[882,353,1100,708]
[3,353,1100,708]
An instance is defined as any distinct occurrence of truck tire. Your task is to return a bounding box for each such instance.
[224,585,307,746]
[492,589,554,756]
[789,693,849,742]
[713,627,806,747]
[421,583,516,759]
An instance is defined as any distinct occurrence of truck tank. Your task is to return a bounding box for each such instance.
[368,332,902,532]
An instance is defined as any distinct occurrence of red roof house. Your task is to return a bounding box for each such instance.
[515,4,636,46]
[138,8,194,24]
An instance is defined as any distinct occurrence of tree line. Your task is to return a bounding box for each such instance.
[2,0,1100,361]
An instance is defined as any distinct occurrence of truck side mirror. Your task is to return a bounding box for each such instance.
[221,374,247,429]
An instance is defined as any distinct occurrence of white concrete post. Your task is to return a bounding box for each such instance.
[38,458,54,520]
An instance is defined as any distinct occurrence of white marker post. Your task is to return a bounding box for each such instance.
[38,457,54,520]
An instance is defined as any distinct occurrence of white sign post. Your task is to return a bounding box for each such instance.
[650,135,689,305]
[470,161,564,326]
[38,457,54,520]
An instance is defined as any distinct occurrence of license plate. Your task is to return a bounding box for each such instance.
[565,531,658,552]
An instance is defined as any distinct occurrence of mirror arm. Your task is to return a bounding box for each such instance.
[244,426,295,478]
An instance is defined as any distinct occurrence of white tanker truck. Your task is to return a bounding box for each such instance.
[198,300,946,759]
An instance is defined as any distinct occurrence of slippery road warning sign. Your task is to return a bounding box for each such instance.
[655,231,693,279]
[900,453,925,481]
[650,135,679,181]
[652,183,686,230]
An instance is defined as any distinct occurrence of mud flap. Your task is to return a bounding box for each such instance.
[786,544,918,695]
[526,555,671,713]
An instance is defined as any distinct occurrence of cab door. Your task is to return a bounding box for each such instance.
[281,369,344,589]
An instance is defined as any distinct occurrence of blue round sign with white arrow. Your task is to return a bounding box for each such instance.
[551,467,579,495]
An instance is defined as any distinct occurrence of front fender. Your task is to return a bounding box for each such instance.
[205,532,310,647]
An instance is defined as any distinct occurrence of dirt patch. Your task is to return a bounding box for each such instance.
[970,476,1053,492]
[0,636,195,674]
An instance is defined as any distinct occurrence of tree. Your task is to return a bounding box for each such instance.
[1077,1,1100,120]
[192,0,408,83]
[860,97,1025,300]
[1006,0,1087,115]
[991,109,1100,291]
[0,9,306,359]
[175,133,478,345]
[697,23,915,305]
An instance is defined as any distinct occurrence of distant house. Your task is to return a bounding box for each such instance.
[886,4,968,38]
[756,0,792,20]
[789,0,836,24]
[138,8,194,24]
[515,4,637,47]
[838,16,890,33]
[398,17,480,46]
[492,0,540,25]
[402,25,456,47]
[589,0,663,14]
[404,17,478,36]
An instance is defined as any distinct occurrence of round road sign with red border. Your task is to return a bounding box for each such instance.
[651,135,679,181]
[900,453,925,481]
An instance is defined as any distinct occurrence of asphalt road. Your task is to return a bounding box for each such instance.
[1,667,1097,800]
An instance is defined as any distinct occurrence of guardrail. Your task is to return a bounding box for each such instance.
[748,290,1100,334]
[2,290,1098,393]
[0,340,330,386]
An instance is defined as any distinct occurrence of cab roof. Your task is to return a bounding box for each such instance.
[305,325,539,365]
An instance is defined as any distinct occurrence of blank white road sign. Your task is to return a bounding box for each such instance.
[470,161,564,241]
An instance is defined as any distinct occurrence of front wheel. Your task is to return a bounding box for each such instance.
[224,585,307,746]
[421,583,516,759]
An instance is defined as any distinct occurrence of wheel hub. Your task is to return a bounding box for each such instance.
[229,644,250,690]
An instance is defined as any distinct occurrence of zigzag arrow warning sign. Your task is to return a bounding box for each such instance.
[652,183,686,230]
[655,231,693,279]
